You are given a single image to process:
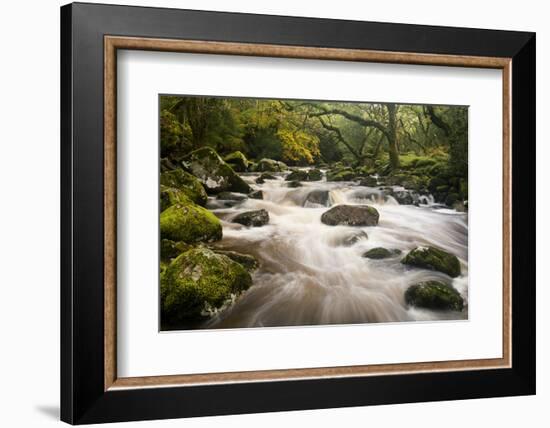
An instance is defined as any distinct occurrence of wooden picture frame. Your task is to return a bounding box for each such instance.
[61,2,535,424]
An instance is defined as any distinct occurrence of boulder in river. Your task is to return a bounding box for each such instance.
[183,147,251,194]
[217,192,248,202]
[161,247,252,324]
[223,151,249,172]
[160,185,191,212]
[255,158,288,172]
[232,209,270,227]
[249,190,263,200]
[405,280,464,311]
[285,170,309,181]
[363,247,401,259]
[287,180,302,188]
[341,230,368,246]
[321,204,379,226]
[393,190,417,205]
[160,239,191,262]
[326,168,356,182]
[160,200,222,244]
[358,176,378,187]
[401,246,461,278]
[307,168,323,181]
[213,250,259,272]
[160,168,208,206]
[304,189,330,207]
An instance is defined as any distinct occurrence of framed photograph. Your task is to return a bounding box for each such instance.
[60,2,535,424]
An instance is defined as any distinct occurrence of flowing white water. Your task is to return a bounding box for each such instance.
[206,171,468,329]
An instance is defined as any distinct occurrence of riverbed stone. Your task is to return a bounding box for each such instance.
[405,280,464,311]
[307,168,323,181]
[285,170,308,181]
[160,168,208,206]
[359,176,378,187]
[183,147,251,194]
[341,230,368,246]
[161,247,252,323]
[287,180,302,188]
[217,192,248,202]
[304,189,330,207]
[160,200,222,244]
[363,247,401,259]
[401,246,461,278]
[232,209,270,227]
[213,250,259,271]
[321,205,379,226]
[249,190,263,200]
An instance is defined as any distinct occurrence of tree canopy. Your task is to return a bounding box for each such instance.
[160,95,467,177]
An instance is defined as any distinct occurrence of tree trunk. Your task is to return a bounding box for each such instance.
[386,104,400,169]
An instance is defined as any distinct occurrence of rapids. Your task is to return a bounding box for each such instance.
[205,170,468,329]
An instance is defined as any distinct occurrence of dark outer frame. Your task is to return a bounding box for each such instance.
[61,2,536,424]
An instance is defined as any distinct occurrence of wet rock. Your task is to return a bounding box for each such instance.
[358,176,378,187]
[341,230,368,246]
[160,186,191,212]
[405,280,464,311]
[232,209,270,227]
[213,250,259,271]
[304,189,330,207]
[183,147,251,194]
[287,180,302,188]
[401,246,461,278]
[161,247,252,324]
[285,170,309,181]
[160,201,222,244]
[363,247,401,259]
[393,190,417,205]
[223,151,249,172]
[307,168,323,181]
[217,192,248,202]
[249,190,263,200]
[160,168,208,206]
[256,172,277,184]
[255,176,265,184]
[321,205,379,227]
[255,158,288,172]
[160,157,178,172]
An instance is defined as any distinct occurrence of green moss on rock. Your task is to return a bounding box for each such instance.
[223,151,249,172]
[160,169,208,206]
[405,280,464,311]
[401,246,461,278]
[183,147,251,194]
[160,186,190,212]
[160,201,222,244]
[363,247,401,259]
[161,247,252,324]
[160,239,191,262]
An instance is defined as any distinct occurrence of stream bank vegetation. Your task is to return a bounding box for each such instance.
[159,95,469,331]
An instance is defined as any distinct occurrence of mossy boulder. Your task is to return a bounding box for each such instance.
[307,168,323,181]
[401,246,461,278]
[326,168,356,182]
[405,281,464,311]
[160,239,191,262]
[160,201,222,244]
[321,205,379,226]
[255,158,288,172]
[232,209,270,227]
[213,250,259,271]
[183,147,251,194]
[287,180,302,188]
[160,186,190,212]
[217,192,248,202]
[285,170,309,182]
[363,247,401,259]
[224,151,249,172]
[161,247,252,323]
[160,169,208,206]
[359,176,378,187]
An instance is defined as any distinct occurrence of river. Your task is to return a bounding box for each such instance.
[205,169,468,329]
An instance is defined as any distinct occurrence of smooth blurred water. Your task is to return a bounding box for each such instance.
[206,171,468,328]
